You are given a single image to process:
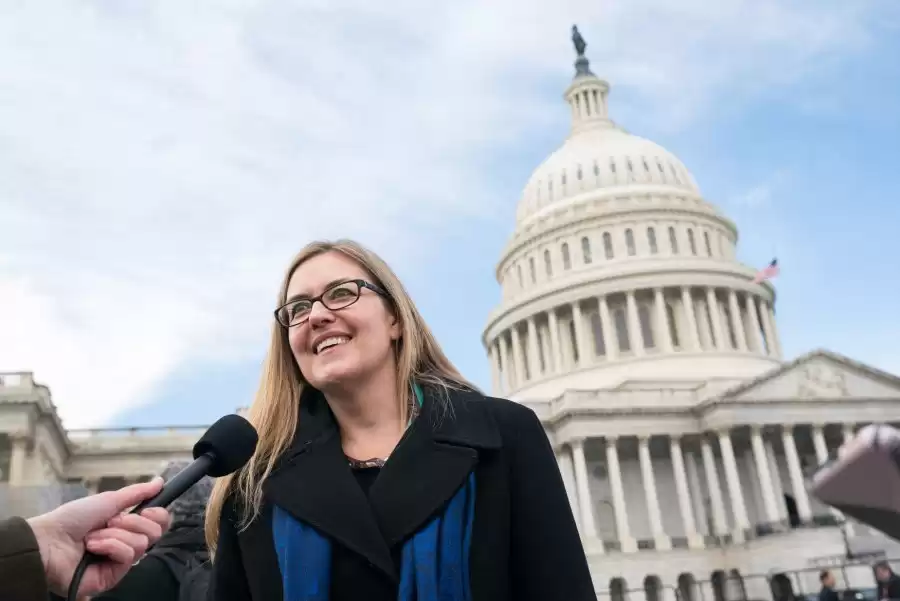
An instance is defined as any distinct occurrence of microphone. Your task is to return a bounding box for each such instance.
[66,414,258,601]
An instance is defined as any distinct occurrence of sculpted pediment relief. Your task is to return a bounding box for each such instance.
[723,351,900,402]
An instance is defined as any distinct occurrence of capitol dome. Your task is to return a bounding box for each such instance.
[516,72,700,226]
[483,38,784,401]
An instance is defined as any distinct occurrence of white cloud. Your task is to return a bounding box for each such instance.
[0,0,892,427]
[728,170,790,209]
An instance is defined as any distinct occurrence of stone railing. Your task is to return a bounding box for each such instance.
[67,426,207,452]
[0,482,90,519]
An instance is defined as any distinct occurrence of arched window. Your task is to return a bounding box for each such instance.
[543,249,552,277]
[688,228,697,255]
[647,227,658,254]
[603,232,614,259]
[638,304,655,349]
[576,165,583,181]
[704,231,713,256]
[666,303,680,348]
[614,308,630,352]
[590,313,606,356]
[625,228,636,256]
[516,264,523,288]
[668,226,679,254]
[528,257,536,283]
[561,242,571,270]
[581,236,592,264]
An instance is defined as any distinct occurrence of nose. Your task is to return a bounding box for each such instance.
[307,300,335,327]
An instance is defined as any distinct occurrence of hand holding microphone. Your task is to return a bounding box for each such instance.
[65,414,258,601]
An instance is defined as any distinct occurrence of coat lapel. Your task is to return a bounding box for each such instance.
[368,385,501,548]
[261,385,501,583]
[263,390,396,579]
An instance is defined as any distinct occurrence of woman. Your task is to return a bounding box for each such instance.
[205,239,595,601]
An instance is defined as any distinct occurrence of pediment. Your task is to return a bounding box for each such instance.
[722,349,900,402]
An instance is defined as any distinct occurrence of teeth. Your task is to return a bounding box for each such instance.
[316,336,350,354]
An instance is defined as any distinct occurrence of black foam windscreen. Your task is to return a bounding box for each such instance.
[193,413,259,477]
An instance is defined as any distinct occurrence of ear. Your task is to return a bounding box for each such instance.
[389,314,402,341]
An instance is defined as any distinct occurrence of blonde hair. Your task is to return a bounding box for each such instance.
[204,239,476,553]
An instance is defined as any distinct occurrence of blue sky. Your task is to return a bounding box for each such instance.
[1,1,898,428]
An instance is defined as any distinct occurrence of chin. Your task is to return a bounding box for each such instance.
[307,364,361,391]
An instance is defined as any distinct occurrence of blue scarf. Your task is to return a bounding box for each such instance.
[272,474,476,601]
[271,385,476,600]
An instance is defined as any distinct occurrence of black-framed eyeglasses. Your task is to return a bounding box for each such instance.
[274,279,389,328]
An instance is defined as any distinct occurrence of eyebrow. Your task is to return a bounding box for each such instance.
[283,278,354,304]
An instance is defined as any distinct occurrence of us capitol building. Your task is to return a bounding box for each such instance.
[2,30,899,601]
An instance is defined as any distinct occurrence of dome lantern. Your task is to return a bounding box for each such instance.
[566,25,613,135]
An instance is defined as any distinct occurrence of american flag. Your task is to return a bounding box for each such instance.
[752,258,779,284]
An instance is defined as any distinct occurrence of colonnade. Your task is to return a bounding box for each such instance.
[555,421,855,553]
[488,285,779,394]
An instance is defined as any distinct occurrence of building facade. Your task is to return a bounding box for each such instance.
[2,34,900,601]
[481,36,900,601]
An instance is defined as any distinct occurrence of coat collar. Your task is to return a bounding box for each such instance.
[262,383,500,582]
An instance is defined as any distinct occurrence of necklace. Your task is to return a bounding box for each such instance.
[346,456,386,469]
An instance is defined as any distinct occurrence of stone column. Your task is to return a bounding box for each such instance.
[571,439,599,544]
[511,324,526,382]
[701,437,729,536]
[681,286,701,351]
[767,303,782,357]
[654,288,673,352]
[547,308,562,373]
[764,441,787,522]
[626,291,644,356]
[8,434,30,486]
[686,452,709,535]
[489,342,501,395]
[750,427,781,525]
[841,424,855,444]
[670,436,704,548]
[605,436,636,552]
[638,436,671,550]
[556,446,581,530]
[759,299,777,357]
[782,427,813,524]
[746,294,765,353]
[526,317,541,381]
[572,302,590,368]
[498,334,512,391]
[706,288,725,350]
[718,430,750,540]
[728,290,748,351]
[812,424,847,529]
[598,296,618,360]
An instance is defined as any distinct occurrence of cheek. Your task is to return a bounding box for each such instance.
[287,329,308,360]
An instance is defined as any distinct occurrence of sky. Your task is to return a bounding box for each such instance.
[1,0,898,429]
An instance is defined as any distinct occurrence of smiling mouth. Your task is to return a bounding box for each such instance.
[315,335,351,355]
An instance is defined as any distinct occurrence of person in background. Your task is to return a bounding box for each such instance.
[93,462,214,601]
[876,561,900,601]
[205,239,595,601]
[819,570,840,601]
[0,479,170,601]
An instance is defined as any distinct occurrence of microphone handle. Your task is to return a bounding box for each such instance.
[66,452,216,601]
[131,453,214,512]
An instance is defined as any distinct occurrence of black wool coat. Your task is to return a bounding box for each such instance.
[208,385,596,601]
